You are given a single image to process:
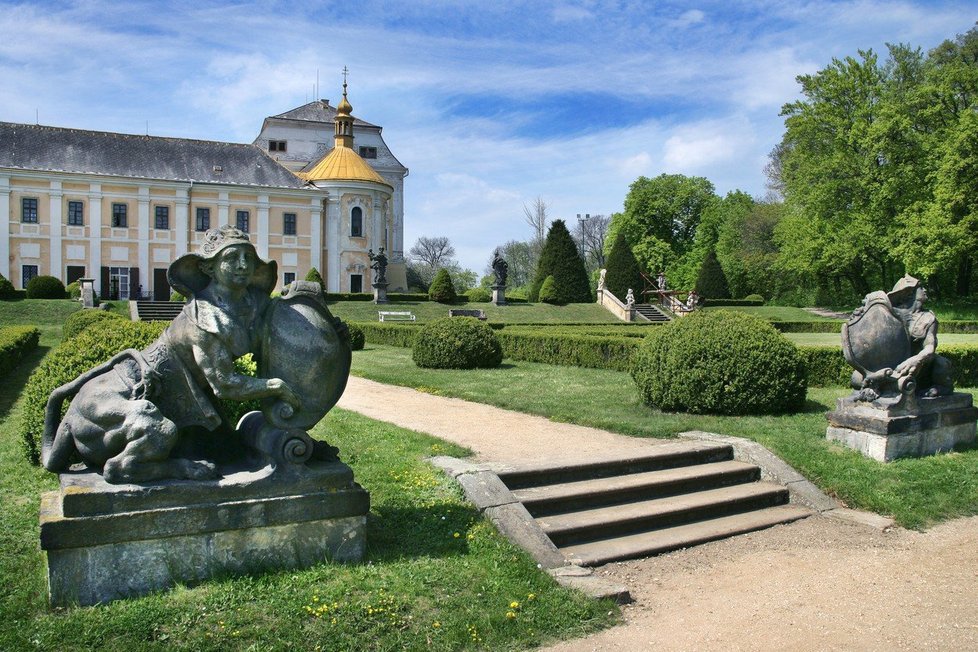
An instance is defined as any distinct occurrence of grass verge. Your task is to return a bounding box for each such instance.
[0,351,616,651]
[350,345,978,529]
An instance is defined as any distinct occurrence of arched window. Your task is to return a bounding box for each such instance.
[351,206,363,237]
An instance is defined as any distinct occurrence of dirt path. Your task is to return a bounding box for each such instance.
[338,377,978,651]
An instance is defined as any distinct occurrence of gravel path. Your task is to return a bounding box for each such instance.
[338,377,978,651]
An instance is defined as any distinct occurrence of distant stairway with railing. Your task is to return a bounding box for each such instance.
[632,303,670,322]
[133,300,184,321]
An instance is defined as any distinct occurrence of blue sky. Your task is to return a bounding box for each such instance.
[1,0,974,273]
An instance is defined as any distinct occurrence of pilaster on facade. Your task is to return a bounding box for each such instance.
[175,187,189,257]
[310,196,323,272]
[49,180,63,279]
[257,194,270,261]
[137,186,150,295]
[0,176,9,279]
[326,195,340,292]
[89,183,103,294]
[372,194,382,252]
[218,191,230,228]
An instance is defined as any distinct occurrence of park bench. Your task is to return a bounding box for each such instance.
[448,308,487,321]
[378,311,416,322]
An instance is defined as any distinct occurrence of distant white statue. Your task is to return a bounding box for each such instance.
[625,288,635,308]
[597,268,607,291]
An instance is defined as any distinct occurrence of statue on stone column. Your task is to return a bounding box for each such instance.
[843,274,953,402]
[491,249,509,287]
[368,247,388,285]
[41,225,351,484]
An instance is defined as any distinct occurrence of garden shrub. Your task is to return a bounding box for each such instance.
[538,275,559,304]
[305,266,326,289]
[604,232,645,302]
[357,322,420,347]
[66,280,81,299]
[347,322,365,350]
[0,272,15,300]
[26,275,66,299]
[529,220,592,303]
[702,298,765,307]
[170,291,187,302]
[21,321,260,465]
[695,250,730,299]
[744,294,764,303]
[0,326,40,376]
[496,330,639,371]
[631,310,807,415]
[412,317,502,369]
[428,268,457,304]
[466,286,491,303]
[63,309,128,340]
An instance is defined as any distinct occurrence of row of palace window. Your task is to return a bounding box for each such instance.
[266,140,378,160]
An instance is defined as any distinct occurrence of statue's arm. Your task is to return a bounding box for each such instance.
[896,321,938,376]
[192,336,300,407]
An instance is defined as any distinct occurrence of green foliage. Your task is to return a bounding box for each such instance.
[744,294,765,303]
[0,272,15,300]
[304,266,325,289]
[357,322,420,347]
[604,231,645,301]
[65,281,81,299]
[496,330,639,372]
[465,286,491,303]
[538,275,559,304]
[412,317,502,369]
[631,311,807,415]
[62,309,127,340]
[25,275,66,299]
[695,250,731,299]
[170,291,186,302]
[529,220,592,303]
[346,323,365,350]
[702,298,763,307]
[428,268,457,304]
[0,327,39,376]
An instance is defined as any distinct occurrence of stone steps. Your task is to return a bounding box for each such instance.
[134,301,184,321]
[633,303,671,322]
[494,441,811,566]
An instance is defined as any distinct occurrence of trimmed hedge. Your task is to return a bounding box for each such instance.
[703,298,765,307]
[631,311,807,415]
[0,326,40,376]
[0,272,16,300]
[496,330,638,371]
[412,317,502,369]
[772,319,978,334]
[347,323,365,351]
[21,322,261,465]
[26,275,66,299]
[63,309,128,340]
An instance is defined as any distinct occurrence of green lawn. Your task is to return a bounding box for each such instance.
[350,344,978,530]
[785,332,978,348]
[328,300,623,324]
[0,304,617,651]
[701,305,836,321]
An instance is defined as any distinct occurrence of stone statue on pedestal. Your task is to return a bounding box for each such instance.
[369,247,388,285]
[491,248,508,305]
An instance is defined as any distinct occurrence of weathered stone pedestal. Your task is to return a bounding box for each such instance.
[373,282,389,304]
[40,461,369,607]
[826,393,977,462]
[491,284,506,305]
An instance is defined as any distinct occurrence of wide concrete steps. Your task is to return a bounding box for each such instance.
[496,441,811,566]
[134,301,184,321]
[634,303,671,322]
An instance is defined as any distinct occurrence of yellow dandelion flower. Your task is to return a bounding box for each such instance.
[510,601,520,609]
[453,532,460,538]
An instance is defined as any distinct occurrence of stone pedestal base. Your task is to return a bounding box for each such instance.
[826,392,977,462]
[373,283,389,304]
[492,285,506,305]
[40,461,369,607]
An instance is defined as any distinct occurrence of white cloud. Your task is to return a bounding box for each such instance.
[674,9,706,27]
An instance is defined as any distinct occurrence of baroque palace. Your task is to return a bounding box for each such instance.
[0,82,408,299]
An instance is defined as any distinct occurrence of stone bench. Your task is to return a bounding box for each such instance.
[449,309,487,321]
[378,311,416,322]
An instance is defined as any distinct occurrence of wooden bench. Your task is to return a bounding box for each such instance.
[378,311,416,322]
[448,308,487,321]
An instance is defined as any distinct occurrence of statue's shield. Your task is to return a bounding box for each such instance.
[259,282,351,429]
[842,292,911,375]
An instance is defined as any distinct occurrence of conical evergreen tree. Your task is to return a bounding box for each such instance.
[428,267,457,303]
[529,220,592,303]
[603,232,645,302]
[695,250,731,299]
[304,267,325,290]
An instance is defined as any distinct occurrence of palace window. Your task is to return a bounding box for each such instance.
[196,207,210,232]
[284,272,296,286]
[155,206,169,230]
[22,198,38,223]
[236,210,250,233]
[350,274,363,293]
[350,206,363,237]
[359,146,377,159]
[68,201,84,226]
[269,140,287,152]
[22,264,38,289]
[283,212,297,235]
[111,203,128,227]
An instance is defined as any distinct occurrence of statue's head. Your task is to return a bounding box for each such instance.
[887,274,926,310]
[168,225,277,297]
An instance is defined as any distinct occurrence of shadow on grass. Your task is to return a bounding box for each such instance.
[364,502,481,562]
[0,345,50,421]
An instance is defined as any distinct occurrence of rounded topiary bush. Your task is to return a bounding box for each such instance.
[412,317,503,369]
[428,268,457,304]
[347,323,365,351]
[744,294,764,303]
[66,280,81,299]
[538,275,559,304]
[631,310,806,415]
[0,272,15,300]
[63,309,127,340]
[466,286,491,303]
[26,275,66,299]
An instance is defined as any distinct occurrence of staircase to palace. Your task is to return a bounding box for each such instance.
[133,300,184,321]
[495,442,811,566]
[632,303,671,322]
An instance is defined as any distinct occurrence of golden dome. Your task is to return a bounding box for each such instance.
[299,146,391,188]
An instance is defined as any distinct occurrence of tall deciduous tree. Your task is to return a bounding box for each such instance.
[529,220,592,303]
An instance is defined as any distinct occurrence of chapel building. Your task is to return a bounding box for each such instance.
[0,82,407,298]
